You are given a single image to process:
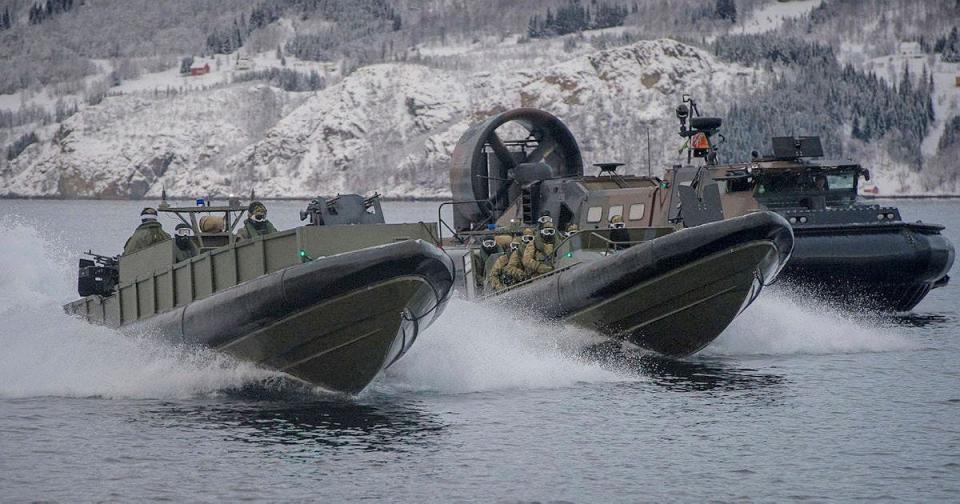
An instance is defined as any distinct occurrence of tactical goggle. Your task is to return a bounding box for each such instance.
[538,216,553,225]
[510,243,520,251]
[175,227,194,237]
[252,213,267,222]
[540,228,556,237]
[610,222,626,229]
[522,235,534,243]
[481,239,496,248]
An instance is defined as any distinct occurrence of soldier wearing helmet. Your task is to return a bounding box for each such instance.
[173,222,200,262]
[476,234,504,281]
[488,236,527,291]
[238,201,278,240]
[123,207,171,255]
[523,221,556,276]
[536,210,553,230]
[608,214,630,251]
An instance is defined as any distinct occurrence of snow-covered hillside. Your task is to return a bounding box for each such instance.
[1,38,761,199]
[1,0,958,198]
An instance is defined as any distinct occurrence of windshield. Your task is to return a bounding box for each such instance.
[756,170,857,194]
[824,172,856,190]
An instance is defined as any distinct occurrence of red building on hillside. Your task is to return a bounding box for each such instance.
[190,63,211,76]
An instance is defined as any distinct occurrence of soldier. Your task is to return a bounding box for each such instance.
[504,236,528,282]
[521,227,536,246]
[814,174,828,191]
[238,201,278,240]
[537,211,553,229]
[173,223,200,262]
[523,221,556,276]
[609,214,630,251]
[123,207,171,255]
[476,235,502,279]
[488,237,526,291]
[564,223,579,237]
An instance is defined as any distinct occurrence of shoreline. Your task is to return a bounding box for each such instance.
[3,194,960,202]
[0,195,453,202]
[861,195,960,200]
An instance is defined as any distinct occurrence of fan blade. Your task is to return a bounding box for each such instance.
[488,132,517,171]
[525,136,557,164]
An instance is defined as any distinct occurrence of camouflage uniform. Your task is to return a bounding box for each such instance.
[522,223,556,276]
[123,208,171,255]
[504,238,528,282]
[488,237,527,291]
[237,201,278,240]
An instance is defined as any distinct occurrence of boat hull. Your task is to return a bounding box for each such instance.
[491,212,793,356]
[782,222,954,311]
[71,240,455,394]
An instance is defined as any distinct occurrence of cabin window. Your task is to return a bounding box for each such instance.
[586,206,603,223]
[825,171,856,190]
[609,205,624,221]
[628,203,645,221]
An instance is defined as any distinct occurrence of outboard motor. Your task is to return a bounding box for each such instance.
[77,252,119,297]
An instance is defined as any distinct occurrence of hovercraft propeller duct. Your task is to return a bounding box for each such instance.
[450,108,583,232]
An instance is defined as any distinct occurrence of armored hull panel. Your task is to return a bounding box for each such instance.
[488,212,793,356]
[783,222,954,311]
[66,237,455,394]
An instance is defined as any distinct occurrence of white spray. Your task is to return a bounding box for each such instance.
[0,220,277,400]
[705,288,913,356]
[383,297,632,394]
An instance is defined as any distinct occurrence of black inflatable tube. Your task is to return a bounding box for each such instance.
[497,211,793,318]
[788,222,954,285]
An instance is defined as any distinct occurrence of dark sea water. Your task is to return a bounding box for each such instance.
[1,199,958,502]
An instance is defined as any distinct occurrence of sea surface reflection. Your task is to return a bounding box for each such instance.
[141,393,446,454]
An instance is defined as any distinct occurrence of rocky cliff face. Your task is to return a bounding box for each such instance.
[1,39,761,198]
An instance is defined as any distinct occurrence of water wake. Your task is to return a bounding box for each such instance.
[0,220,278,400]
[383,298,631,394]
[704,288,914,356]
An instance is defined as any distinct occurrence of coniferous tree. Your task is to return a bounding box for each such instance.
[938,116,960,153]
[715,0,736,22]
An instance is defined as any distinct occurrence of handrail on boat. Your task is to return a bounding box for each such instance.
[436,199,496,247]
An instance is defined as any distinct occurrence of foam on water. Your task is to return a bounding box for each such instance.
[0,220,278,400]
[383,298,631,394]
[705,288,915,356]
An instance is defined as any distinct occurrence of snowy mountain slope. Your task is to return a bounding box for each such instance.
[2,84,300,197]
[2,38,760,199]
[220,38,761,198]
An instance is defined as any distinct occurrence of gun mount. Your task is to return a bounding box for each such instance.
[676,94,724,165]
[299,193,385,226]
[77,250,120,297]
